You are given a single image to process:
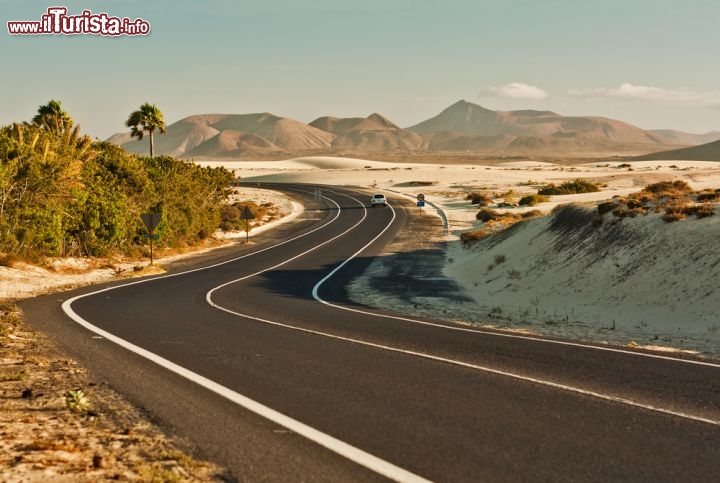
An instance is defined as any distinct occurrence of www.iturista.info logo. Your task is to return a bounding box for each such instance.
[7,6,150,36]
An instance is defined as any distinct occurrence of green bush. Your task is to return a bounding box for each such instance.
[538,179,600,196]
[0,123,233,258]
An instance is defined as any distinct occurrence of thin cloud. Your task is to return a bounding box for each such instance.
[570,83,720,105]
[481,83,549,100]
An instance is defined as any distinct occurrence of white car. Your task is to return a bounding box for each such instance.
[370,193,387,207]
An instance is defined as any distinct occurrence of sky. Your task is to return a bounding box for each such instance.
[3,0,720,139]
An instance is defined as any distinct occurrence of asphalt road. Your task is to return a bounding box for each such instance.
[21,184,720,482]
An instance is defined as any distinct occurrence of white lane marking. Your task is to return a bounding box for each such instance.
[63,187,430,482]
[206,301,720,427]
[208,196,720,426]
[312,207,720,369]
[60,296,431,483]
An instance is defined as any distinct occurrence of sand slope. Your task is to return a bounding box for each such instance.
[443,204,720,357]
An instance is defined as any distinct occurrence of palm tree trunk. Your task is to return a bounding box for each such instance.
[149,130,154,157]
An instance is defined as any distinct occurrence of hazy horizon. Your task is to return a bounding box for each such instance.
[3,1,720,139]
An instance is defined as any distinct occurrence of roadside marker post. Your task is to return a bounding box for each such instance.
[241,206,255,243]
[140,213,161,265]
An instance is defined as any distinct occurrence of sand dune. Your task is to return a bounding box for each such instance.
[442,204,720,357]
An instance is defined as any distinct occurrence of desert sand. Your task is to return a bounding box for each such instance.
[4,156,720,481]
[5,158,720,357]
[197,156,720,359]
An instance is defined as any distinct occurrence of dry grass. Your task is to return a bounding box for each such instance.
[462,209,543,245]
[465,192,493,206]
[0,253,24,268]
[597,180,717,223]
[519,194,550,206]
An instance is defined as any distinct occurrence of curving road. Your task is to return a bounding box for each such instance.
[22,184,720,482]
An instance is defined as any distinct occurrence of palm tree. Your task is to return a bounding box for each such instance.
[33,99,73,132]
[126,102,167,157]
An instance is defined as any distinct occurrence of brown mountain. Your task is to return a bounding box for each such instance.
[422,132,515,151]
[634,139,720,161]
[310,113,424,151]
[647,129,720,146]
[107,101,711,159]
[112,113,333,158]
[309,112,402,134]
[183,130,283,159]
[116,119,221,157]
[408,100,673,147]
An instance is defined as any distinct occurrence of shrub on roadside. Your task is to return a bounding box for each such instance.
[685,204,716,219]
[466,192,492,206]
[643,180,692,196]
[460,229,491,245]
[0,253,23,268]
[521,210,543,220]
[519,194,550,206]
[476,208,502,222]
[597,180,720,223]
[538,179,600,196]
[597,201,617,215]
[696,191,720,202]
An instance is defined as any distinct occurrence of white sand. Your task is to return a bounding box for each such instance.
[6,157,720,358]
[197,156,720,358]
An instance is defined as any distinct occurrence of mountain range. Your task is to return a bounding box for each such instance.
[108,100,720,160]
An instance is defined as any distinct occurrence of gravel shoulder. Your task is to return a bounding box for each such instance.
[0,302,229,482]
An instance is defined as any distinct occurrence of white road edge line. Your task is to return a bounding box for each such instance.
[61,296,431,483]
[209,195,719,427]
[312,203,720,369]
[63,188,432,483]
[207,300,720,427]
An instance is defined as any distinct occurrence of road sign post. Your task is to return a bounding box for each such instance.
[241,206,255,243]
[141,213,161,265]
[417,193,425,208]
